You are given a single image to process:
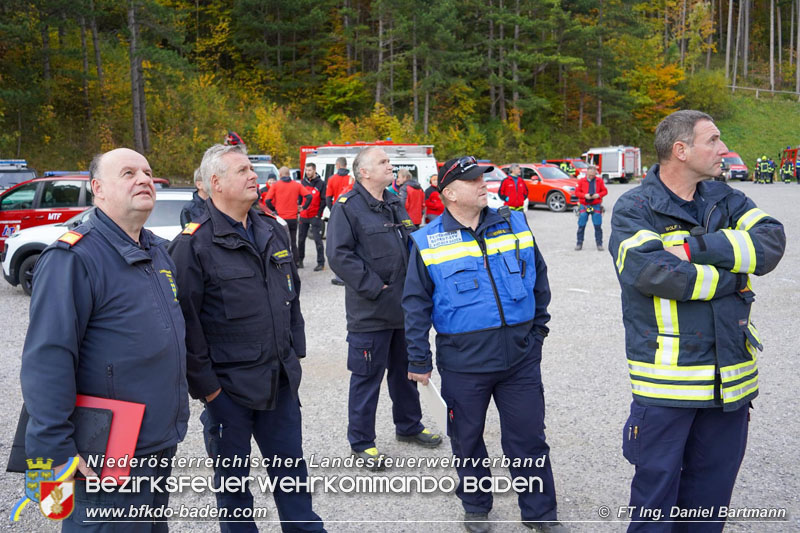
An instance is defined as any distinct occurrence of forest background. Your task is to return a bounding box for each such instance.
[2,0,800,183]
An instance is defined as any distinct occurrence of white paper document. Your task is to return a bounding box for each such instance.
[418,378,448,431]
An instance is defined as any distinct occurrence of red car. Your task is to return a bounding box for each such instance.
[500,164,579,212]
[0,174,169,246]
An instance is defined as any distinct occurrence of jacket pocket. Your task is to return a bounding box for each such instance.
[499,253,527,301]
[217,266,259,319]
[441,259,482,308]
[622,402,645,466]
[208,342,262,364]
[363,224,396,259]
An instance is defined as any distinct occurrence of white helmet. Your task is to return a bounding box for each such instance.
[757,158,761,162]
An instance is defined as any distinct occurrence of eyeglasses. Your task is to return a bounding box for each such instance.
[440,156,478,188]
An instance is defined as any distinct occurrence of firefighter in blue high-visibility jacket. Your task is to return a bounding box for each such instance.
[404,157,567,533]
[609,111,785,533]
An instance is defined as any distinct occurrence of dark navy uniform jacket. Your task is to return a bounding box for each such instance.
[20,208,190,466]
[180,190,207,228]
[326,180,417,332]
[169,200,305,411]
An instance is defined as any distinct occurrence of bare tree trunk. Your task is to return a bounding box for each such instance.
[138,61,150,152]
[375,6,383,105]
[725,0,734,80]
[706,0,713,69]
[41,23,51,102]
[796,0,800,91]
[578,91,584,131]
[344,0,352,75]
[412,22,418,124]
[89,0,105,106]
[791,0,795,69]
[680,0,687,68]
[128,0,144,153]
[423,62,430,135]
[664,6,669,55]
[597,57,603,126]
[733,0,743,86]
[489,0,496,119]
[389,18,394,114]
[770,0,775,90]
[778,3,783,82]
[16,110,22,157]
[744,0,750,76]
[498,0,506,122]
[276,5,282,71]
[512,0,519,107]
[80,16,91,120]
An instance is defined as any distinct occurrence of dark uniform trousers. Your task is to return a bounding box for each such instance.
[201,372,324,533]
[439,341,558,522]
[297,217,324,267]
[623,402,749,533]
[346,329,424,451]
[66,446,177,533]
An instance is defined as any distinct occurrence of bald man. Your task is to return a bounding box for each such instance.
[20,148,189,531]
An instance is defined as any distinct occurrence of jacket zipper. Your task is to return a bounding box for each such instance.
[468,228,506,326]
[147,261,184,437]
[704,204,718,233]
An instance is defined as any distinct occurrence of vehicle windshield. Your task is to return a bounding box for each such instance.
[572,161,589,169]
[254,165,280,185]
[146,199,186,227]
[537,166,573,180]
[482,167,509,182]
[0,171,36,189]
[723,156,745,166]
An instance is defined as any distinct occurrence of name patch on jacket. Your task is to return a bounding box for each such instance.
[487,228,511,237]
[662,223,686,232]
[427,231,463,249]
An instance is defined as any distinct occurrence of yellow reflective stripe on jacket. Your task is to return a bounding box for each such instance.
[720,358,758,383]
[747,322,761,345]
[653,297,679,366]
[721,375,758,403]
[631,380,715,401]
[660,230,690,247]
[628,360,715,381]
[616,230,661,272]
[419,231,532,266]
[721,229,757,273]
[735,208,769,231]
[690,264,719,300]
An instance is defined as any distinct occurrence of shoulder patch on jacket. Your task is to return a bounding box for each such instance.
[57,230,84,246]
[272,249,290,260]
[182,222,202,235]
[402,219,415,229]
[338,196,348,203]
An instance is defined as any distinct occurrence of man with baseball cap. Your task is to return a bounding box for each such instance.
[403,157,567,532]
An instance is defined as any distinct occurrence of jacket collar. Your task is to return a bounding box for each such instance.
[642,164,733,224]
[89,208,163,265]
[206,198,273,252]
[441,207,503,234]
[353,180,400,211]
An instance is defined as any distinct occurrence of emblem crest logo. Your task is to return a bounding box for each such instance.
[24,458,54,502]
[39,481,74,520]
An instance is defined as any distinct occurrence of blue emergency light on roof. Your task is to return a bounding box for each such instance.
[43,171,89,176]
[248,155,272,162]
[477,159,491,163]
[386,137,392,141]
[0,159,27,166]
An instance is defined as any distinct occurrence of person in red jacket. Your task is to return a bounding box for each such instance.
[499,164,528,210]
[265,166,311,265]
[574,163,608,251]
[395,169,424,227]
[424,174,444,224]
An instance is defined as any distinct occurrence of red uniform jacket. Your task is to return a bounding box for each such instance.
[576,177,608,206]
[404,183,424,226]
[499,175,528,208]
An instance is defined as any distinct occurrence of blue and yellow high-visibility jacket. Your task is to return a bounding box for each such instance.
[609,165,785,411]
[403,208,551,374]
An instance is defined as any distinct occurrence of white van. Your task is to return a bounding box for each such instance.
[582,146,642,183]
[300,142,438,190]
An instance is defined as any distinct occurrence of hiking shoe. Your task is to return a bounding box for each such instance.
[523,520,570,532]
[596,244,604,251]
[331,277,345,286]
[352,447,386,471]
[313,264,325,272]
[574,244,582,251]
[396,428,442,447]
[464,512,490,533]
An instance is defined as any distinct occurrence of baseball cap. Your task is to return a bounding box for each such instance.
[438,156,493,191]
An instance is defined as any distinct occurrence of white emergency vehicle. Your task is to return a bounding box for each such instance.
[582,146,642,183]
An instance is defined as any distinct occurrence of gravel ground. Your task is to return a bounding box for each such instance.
[0,181,797,532]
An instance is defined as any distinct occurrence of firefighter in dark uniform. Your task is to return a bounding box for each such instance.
[326,146,441,470]
[169,144,325,533]
[610,111,785,532]
[404,157,567,533]
[180,167,209,228]
[21,148,189,532]
[780,158,794,183]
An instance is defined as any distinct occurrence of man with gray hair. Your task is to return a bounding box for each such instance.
[21,147,189,530]
[327,146,441,470]
[170,144,325,532]
[180,166,208,228]
[609,110,785,531]
[574,163,607,251]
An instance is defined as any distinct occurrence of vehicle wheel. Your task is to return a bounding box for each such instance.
[546,191,567,212]
[19,253,40,296]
